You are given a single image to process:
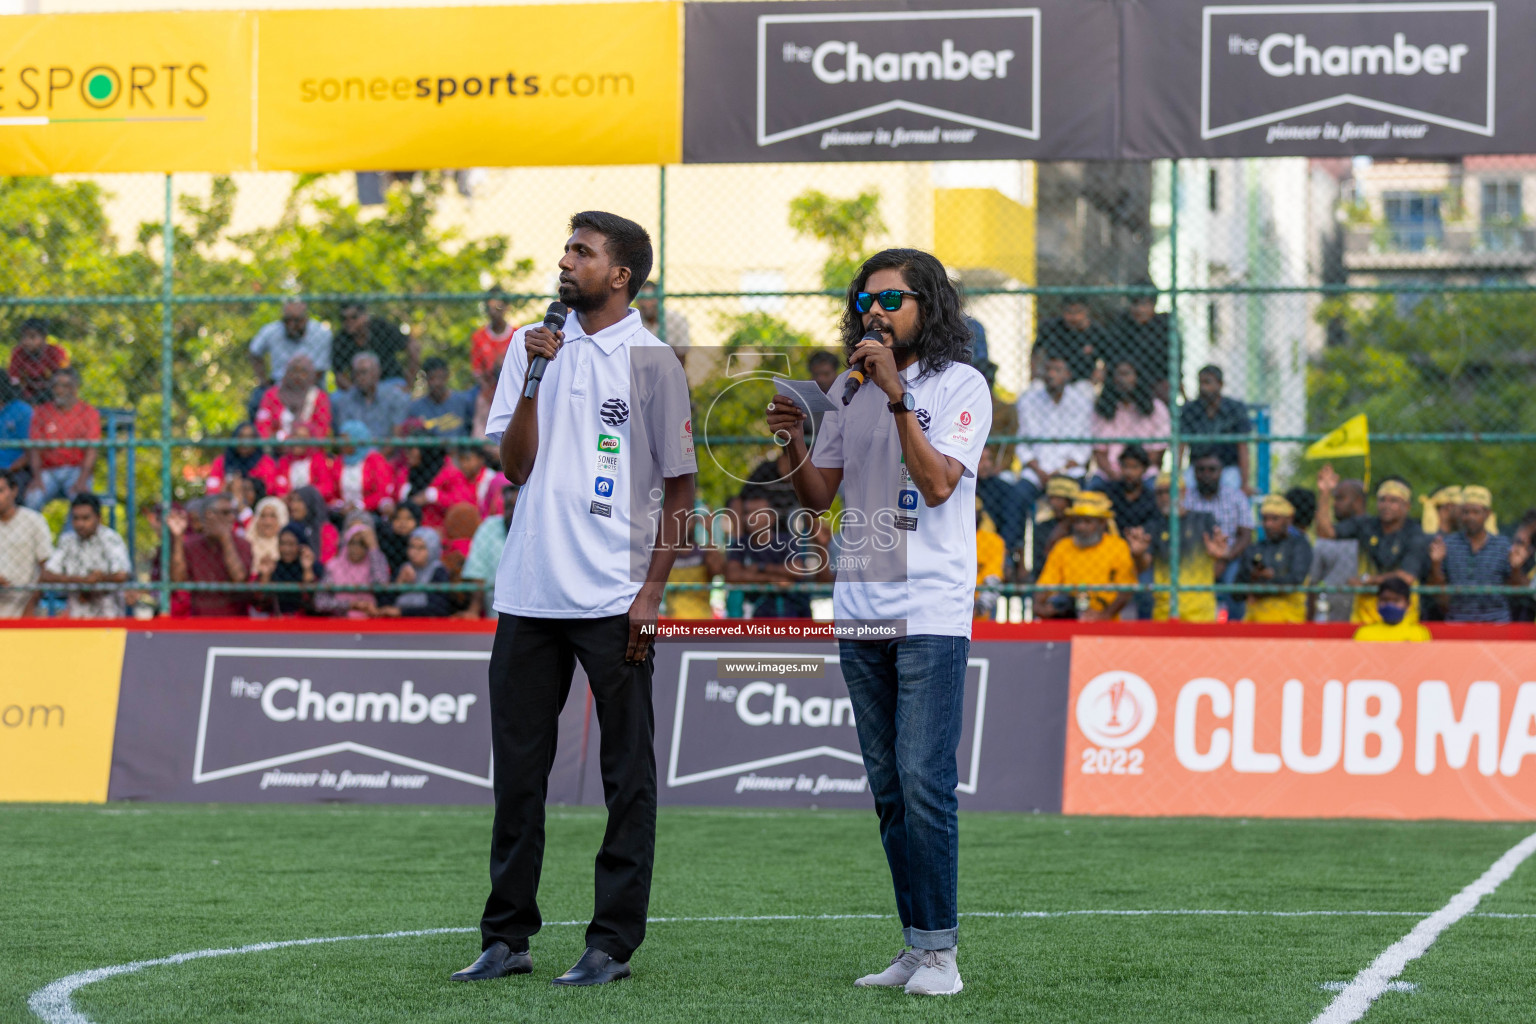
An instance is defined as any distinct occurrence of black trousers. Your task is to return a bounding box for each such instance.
[480,612,656,963]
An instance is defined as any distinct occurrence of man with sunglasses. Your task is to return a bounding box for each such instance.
[766,249,990,997]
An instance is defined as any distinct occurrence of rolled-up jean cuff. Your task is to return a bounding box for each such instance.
[902,926,912,947]
[908,925,957,950]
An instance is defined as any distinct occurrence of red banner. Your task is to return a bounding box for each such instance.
[1065,636,1536,820]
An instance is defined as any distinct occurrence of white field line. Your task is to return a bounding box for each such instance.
[28,907,1536,1024]
[1311,828,1536,1024]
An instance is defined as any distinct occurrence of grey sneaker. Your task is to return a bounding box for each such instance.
[905,947,963,996]
[854,947,923,988]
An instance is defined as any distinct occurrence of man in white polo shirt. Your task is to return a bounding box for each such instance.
[454,211,696,988]
[766,248,990,997]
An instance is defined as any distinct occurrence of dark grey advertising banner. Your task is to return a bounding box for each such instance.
[683,0,1121,163]
[108,632,1068,812]
[1122,0,1534,157]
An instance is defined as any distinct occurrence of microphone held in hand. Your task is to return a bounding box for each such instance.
[522,301,569,399]
[841,329,883,407]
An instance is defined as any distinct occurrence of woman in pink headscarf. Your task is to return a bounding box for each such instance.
[315,522,389,618]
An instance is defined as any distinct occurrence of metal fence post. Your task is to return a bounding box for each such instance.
[157,174,174,615]
[656,165,668,342]
[1166,159,1183,621]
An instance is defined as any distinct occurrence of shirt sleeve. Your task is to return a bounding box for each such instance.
[1397,535,1429,581]
[1037,541,1066,587]
[484,326,532,442]
[31,515,54,564]
[1112,538,1138,584]
[107,531,132,575]
[462,525,499,581]
[248,324,269,357]
[43,541,66,574]
[642,348,697,479]
[810,375,848,469]
[928,367,992,476]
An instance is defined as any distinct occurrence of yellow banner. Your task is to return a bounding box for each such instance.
[0,629,126,802]
[0,12,253,174]
[256,3,682,170]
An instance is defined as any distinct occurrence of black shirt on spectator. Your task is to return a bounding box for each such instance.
[334,318,408,381]
[1035,318,1105,382]
[1179,397,1252,469]
[1108,312,1171,387]
[1104,479,1160,535]
[746,458,800,519]
[1332,516,1428,580]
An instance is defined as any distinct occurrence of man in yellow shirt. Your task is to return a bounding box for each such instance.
[975,498,1005,620]
[1035,492,1138,620]
[1354,577,1432,642]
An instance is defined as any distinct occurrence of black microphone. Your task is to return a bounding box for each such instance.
[841,329,882,406]
[522,301,568,399]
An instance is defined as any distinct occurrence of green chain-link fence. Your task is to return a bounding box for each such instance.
[3,156,1534,622]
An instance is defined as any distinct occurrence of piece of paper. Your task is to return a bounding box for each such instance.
[769,375,838,417]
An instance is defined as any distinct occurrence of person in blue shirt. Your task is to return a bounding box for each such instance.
[405,356,476,438]
[0,375,32,490]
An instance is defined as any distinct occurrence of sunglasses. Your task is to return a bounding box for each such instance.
[853,289,919,313]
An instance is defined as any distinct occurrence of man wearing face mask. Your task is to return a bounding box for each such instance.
[764,249,989,997]
[1427,485,1529,624]
[1316,466,1428,624]
[1354,577,1432,641]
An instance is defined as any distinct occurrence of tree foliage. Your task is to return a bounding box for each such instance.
[788,188,886,292]
[1309,292,1536,520]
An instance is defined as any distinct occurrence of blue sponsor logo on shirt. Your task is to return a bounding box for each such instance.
[898,489,919,510]
[595,476,615,498]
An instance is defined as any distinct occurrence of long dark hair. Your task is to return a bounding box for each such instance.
[839,249,970,381]
[1096,359,1156,419]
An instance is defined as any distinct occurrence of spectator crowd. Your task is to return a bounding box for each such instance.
[3,291,1535,627]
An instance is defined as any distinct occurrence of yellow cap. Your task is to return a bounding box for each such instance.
[1259,494,1296,517]
[1460,485,1492,509]
[1067,491,1115,518]
[1045,476,1081,499]
[1422,485,1463,507]
[1377,480,1412,502]
[1154,470,1173,489]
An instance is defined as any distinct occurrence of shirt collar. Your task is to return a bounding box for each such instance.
[567,308,642,355]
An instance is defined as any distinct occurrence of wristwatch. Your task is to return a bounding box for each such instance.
[888,392,915,415]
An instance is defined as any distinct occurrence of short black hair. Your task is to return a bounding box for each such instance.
[1059,294,1089,309]
[1285,487,1317,530]
[18,317,48,338]
[1191,445,1222,464]
[457,444,487,461]
[340,301,366,314]
[0,469,18,492]
[70,492,102,516]
[1119,443,1151,468]
[807,350,839,371]
[1378,576,1412,600]
[53,365,80,383]
[569,211,654,301]
[1198,364,1224,382]
[422,356,449,375]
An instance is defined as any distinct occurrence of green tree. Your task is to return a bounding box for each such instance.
[1309,292,1536,520]
[788,188,885,292]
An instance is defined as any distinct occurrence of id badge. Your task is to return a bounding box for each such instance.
[895,455,919,532]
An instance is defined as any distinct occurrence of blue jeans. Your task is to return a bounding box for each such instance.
[838,635,968,950]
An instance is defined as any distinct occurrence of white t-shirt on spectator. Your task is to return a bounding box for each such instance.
[249,319,333,382]
[0,507,53,618]
[812,359,992,638]
[485,308,696,618]
[45,525,131,618]
[1015,380,1095,487]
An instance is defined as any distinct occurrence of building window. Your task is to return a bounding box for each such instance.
[1382,192,1442,251]
[1481,179,1523,251]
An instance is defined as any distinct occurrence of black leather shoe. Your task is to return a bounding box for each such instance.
[550,946,631,987]
[450,941,532,981]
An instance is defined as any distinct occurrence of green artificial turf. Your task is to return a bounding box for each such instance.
[3,805,1534,1023]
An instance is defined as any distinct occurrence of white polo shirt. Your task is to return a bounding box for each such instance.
[812,359,992,638]
[485,308,696,618]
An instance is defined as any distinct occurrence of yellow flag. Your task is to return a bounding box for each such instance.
[1306,414,1369,460]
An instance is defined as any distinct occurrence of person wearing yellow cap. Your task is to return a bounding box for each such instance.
[1236,494,1312,623]
[1427,485,1529,623]
[1315,465,1428,625]
[1035,491,1139,620]
[1030,475,1080,578]
[1421,486,1463,537]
